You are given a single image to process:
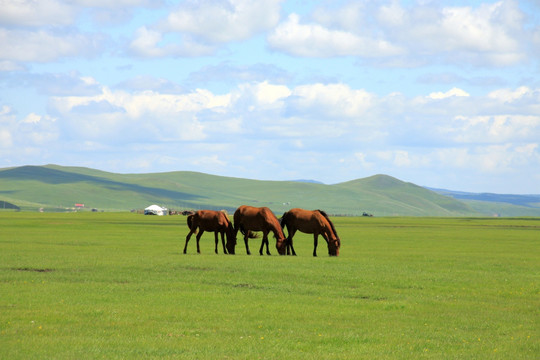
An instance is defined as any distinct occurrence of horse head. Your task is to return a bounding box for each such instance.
[276,237,287,255]
[328,237,340,256]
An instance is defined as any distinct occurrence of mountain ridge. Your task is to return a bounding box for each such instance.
[0,165,538,216]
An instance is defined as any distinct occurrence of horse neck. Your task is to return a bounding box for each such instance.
[319,212,338,240]
[268,218,285,239]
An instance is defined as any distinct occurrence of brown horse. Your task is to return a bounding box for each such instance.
[183,210,235,254]
[280,208,340,256]
[231,205,287,255]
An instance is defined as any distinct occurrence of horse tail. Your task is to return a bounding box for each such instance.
[238,224,258,239]
[187,214,198,234]
[317,210,338,239]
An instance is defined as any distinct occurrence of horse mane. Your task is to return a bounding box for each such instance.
[316,210,339,239]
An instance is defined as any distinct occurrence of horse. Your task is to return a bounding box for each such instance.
[231,205,287,255]
[183,210,235,254]
[280,208,341,256]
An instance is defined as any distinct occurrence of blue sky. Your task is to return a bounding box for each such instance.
[1,0,539,194]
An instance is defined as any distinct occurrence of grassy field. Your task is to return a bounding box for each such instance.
[0,212,538,359]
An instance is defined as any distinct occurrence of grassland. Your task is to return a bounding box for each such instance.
[1,213,538,359]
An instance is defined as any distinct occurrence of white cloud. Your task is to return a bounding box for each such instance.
[267,1,529,66]
[487,86,537,103]
[428,87,470,99]
[0,0,76,27]
[130,0,283,58]
[387,0,527,66]
[252,81,291,105]
[49,87,234,142]
[4,76,540,191]
[268,13,402,57]
[129,26,214,58]
[22,113,42,124]
[74,0,155,7]
[290,83,375,118]
[235,81,291,109]
[0,129,12,148]
[0,28,104,62]
[448,114,540,144]
[162,0,282,43]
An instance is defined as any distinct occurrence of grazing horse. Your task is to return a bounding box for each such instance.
[280,208,341,256]
[231,205,287,255]
[183,210,235,254]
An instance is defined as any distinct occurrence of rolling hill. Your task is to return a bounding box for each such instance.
[427,188,540,217]
[0,164,536,216]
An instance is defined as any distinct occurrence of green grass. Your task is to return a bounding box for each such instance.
[1,213,538,359]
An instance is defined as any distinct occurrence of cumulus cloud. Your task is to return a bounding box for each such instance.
[391,0,526,65]
[187,62,292,85]
[162,0,282,43]
[267,0,530,66]
[0,0,155,64]
[428,87,470,99]
[0,105,58,162]
[2,69,539,188]
[49,86,233,142]
[129,26,215,58]
[0,28,105,63]
[448,115,540,144]
[288,83,375,118]
[129,0,283,57]
[8,72,102,96]
[268,13,403,57]
[43,81,540,154]
[0,0,77,27]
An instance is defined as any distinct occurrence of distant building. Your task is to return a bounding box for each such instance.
[144,205,168,216]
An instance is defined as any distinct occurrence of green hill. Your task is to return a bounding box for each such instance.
[0,164,481,216]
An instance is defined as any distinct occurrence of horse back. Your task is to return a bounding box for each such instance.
[234,205,281,233]
[194,210,230,230]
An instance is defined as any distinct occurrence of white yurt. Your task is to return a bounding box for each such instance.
[144,205,168,216]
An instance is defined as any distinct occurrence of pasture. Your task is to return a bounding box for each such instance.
[0,212,538,359]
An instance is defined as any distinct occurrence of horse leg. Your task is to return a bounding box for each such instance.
[244,233,251,255]
[184,230,195,254]
[287,228,297,256]
[266,235,271,255]
[313,234,319,257]
[260,232,271,255]
[195,230,204,254]
[259,232,266,255]
[220,231,228,254]
[214,232,219,254]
